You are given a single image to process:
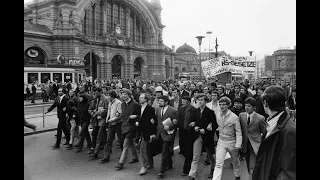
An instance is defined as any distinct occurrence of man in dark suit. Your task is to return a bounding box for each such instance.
[178,96,198,176]
[156,95,178,179]
[188,94,218,180]
[133,93,157,175]
[229,84,247,106]
[179,83,190,97]
[31,83,37,103]
[52,80,59,99]
[46,88,70,149]
[239,97,266,180]
[252,86,296,180]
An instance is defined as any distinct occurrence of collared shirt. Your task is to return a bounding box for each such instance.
[173,98,179,110]
[161,106,169,117]
[107,98,122,123]
[206,100,220,115]
[141,103,147,116]
[59,94,66,103]
[247,111,255,124]
[266,111,284,138]
[191,97,199,108]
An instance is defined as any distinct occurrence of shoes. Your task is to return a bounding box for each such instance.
[187,176,195,180]
[66,144,73,150]
[239,156,244,161]
[147,165,154,170]
[54,134,57,137]
[100,157,110,163]
[33,126,37,133]
[157,173,164,179]
[88,149,94,155]
[139,167,147,175]
[235,177,240,180]
[165,166,173,171]
[52,145,60,149]
[89,153,98,160]
[115,163,124,170]
[181,172,188,176]
[63,142,69,145]
[129,159,139,164]
[74,144,79,148]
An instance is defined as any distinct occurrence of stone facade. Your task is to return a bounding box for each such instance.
[24,0,169,80]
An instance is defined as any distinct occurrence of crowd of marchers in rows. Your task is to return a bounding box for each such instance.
[24,78,296,180]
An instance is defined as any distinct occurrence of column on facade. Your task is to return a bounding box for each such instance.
[111,2,114,30]
[104,47,111,80]
[125,7,130,38]
[133,14,136,43]
[94,3,98,37]
[101,1,106,35]
[139,23,142,44]
[171,55,175,78]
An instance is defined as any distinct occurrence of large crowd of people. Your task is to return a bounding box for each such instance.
[25,77,296,180]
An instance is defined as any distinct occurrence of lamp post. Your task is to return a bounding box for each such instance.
[195,36,205,82]
[278,59,281,80]
[206,31,212,59]
[215,37,219,58]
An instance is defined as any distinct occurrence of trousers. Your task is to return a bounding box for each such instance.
[55,119,70,146]
[93,125,107,155]
[77,121,91,148]
[212,139,241,180]
[102,123,123,159]
[188,136,215,178]
[244,141,256,180]
[140,137,154,168]
[119,133,139,164]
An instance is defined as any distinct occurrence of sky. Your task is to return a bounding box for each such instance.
[24,0,296,60]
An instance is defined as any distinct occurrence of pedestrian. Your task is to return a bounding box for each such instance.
[66,99,78,150]
[24,114,36,132]
[45,88,71,149]
[115,88,139,170]
[229,84,247,106]
[25,84,31,101]
[52,80,59,99]
[179,83,190,97]
[178,96,197,176]
[252,85,296,180]
[253,86,268,119]
[31,82,37,103]
[75,93,92,152]
[152,86,163,109]
[187,94,218,180]
[133,93,157,175]
[212,96,242,180]
[239,97,267,180]
[155,95,178,179]
[100,90,123,163]
[88,87,109,160]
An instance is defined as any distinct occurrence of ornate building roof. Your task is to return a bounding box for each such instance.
[24,21,52,35]
[176,43,196,54]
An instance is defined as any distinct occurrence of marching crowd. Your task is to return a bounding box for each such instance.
[25,78,296,180]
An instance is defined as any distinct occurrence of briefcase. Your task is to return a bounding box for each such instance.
[150,138,163,157]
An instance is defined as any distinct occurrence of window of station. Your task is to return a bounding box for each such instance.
[28,73,38,84]
[53,73,62,83]
[64,73,73,83]
[41,73,51,83]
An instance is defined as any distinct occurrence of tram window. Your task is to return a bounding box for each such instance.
[41,73,51,83]
[28,73,38,84]
[64,73,73,83]
[53,73,62,83]
[79,74,82,82]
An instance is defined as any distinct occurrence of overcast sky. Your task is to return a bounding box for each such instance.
[25,0,296,59]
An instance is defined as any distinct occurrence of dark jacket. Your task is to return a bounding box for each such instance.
[230,107,246,117]
[121,99,138,136]
[190,106,218,153]
[52,83,59,94]
[286,95,296,110]
[177,104,197,130]
[77,98,91,123]
[31,85,37,94]
[47,95,69,122]
[180,90,190,97]
[252,111,296,180]
[254,95,268,119]
[229,93,247,106]
[156,106,178,142]
[169,97,182,110]
[134,104,157,141]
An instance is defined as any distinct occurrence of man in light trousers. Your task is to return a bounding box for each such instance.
[212,96,242,180]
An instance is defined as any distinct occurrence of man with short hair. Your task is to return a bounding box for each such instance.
[230,98,245,117]
[156,95,178,179]
[188,94,218,180]
[115,88,139,170]
[169,88,182,110]
[212,96,242,180]
[152,86,163,109]
[179,83,190,97]
[133,93,157,175]
[100,90,123,163]
[88,87,109,160]
[31,82,37,103]
[252,86,296,180]
[253,86,268,119]
[46,88,70,149]
[217,85,228,99]
[239,97,266,180]
[229,85,247,106]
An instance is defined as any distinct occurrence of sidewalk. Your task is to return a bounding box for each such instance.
[24,112,58,135]
[24,99,54,106]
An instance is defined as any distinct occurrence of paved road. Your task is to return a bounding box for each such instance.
[25,131,249,180]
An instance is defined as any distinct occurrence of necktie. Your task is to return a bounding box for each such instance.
[247,115,250,126]
[96,98,100,111]
[161,108,164,117]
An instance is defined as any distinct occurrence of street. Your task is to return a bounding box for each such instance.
[24,131,249,180]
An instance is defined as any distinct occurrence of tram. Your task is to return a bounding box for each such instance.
[24,67,87,94]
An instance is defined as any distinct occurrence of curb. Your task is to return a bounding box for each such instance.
[24,102,53,107]
[24,128,57,136]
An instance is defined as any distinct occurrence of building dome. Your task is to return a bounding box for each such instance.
[176,43,196,54]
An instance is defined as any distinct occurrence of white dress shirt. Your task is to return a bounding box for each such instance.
[59,94,66,103]
[247,112,255,124]
[161,106,169,117]
[141,103,147,116]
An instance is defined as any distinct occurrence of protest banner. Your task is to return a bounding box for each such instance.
[201,56,256,78]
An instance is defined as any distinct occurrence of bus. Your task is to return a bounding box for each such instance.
[24,67,87,94]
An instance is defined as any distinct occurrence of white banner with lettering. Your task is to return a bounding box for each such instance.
[201,56,256,78]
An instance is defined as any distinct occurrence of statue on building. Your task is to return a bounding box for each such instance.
[69,10,75,27]
[54,10,63,28]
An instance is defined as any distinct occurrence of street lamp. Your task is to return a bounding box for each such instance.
[206,31,212,59]
[215,37,219,58]
[195,36,205,82]
[278,59,281,80]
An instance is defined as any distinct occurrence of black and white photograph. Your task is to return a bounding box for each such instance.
[24,0,296,179]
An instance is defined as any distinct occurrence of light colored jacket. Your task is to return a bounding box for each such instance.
[217,109,242,148]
